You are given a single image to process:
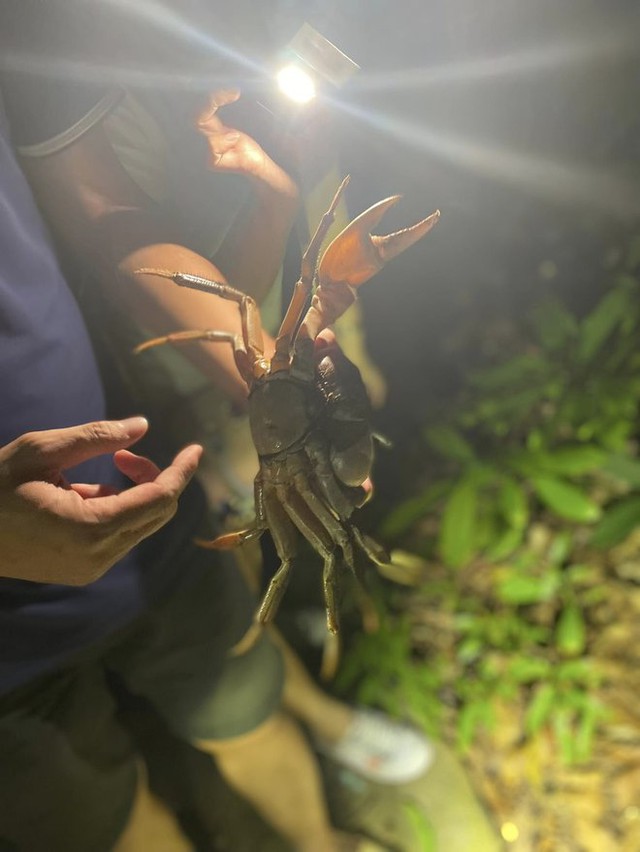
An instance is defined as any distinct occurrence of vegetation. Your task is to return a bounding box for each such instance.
[338,244,640,766]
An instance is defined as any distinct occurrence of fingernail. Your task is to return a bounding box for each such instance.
[119,416,149,437]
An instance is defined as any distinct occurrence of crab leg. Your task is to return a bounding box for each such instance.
[257,489,299,625]
[271,176,350,373]
[134,268,267,378]
[274,482,342,633]
[133,329,253,385]
[295,200,440,345]
[196,475,267,550]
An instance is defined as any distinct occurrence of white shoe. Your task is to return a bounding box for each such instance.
[318,709,434,784]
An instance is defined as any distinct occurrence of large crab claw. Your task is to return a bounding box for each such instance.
[318,196,440,289]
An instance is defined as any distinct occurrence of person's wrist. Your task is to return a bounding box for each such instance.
[248,156,300,204]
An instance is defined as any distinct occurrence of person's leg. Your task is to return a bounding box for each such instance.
[107,550,378,851]
[0,664,157,852]
[197,711,337,852]
[272,626,354,743]
[113,762,191,852]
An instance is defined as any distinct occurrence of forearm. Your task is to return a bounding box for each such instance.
[118,242,275,409]
[195,90,301,303]
[22,126,273,409]
[213,178,299,303]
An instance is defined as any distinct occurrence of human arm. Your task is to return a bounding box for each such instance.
[19,90,300,408]
[0,417,202,585]
[195,89,300,303]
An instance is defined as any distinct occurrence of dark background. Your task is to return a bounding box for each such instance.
[3,0,639,492]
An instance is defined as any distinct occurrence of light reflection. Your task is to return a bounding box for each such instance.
[94,0,262,74]
[1,0,264,89]
[333,97,640,220]
[1,0,635,219]
[351,27,639,92]
[276,64,317,104]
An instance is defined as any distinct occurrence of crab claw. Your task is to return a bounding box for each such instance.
[318,196,440,289]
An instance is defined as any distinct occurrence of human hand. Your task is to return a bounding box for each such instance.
[196,88,298,200]
[0,417,202,586]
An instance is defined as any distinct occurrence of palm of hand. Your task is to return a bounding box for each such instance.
[197,88,297,196]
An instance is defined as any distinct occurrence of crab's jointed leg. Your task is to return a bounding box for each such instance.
[257,488,299,625]
[134,328,253,385]
[134,268,268,378]
[196,475,267,550]
[271,175,350,374]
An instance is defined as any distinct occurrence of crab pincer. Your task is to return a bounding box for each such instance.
[298,198,440,341]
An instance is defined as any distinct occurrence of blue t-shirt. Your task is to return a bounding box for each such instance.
[0,95,201,693]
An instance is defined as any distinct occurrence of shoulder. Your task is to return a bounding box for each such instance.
[0,1,124,156]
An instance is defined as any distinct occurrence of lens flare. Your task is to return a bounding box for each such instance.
[276,64,317,104]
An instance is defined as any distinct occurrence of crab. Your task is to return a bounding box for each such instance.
[135,177,439,633]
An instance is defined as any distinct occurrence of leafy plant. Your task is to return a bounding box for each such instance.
[343,268,640,763]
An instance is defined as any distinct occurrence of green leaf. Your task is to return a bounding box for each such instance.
[547,531,574,566]
[438,478,478,568]
[577,287,632,362]
[553,707,576,764]
[472,509,499,554]
[469,354,550,391]
[424,425,475,462]
[508,656,552,683]
[555,658,598,686]
[484,526,524,561]
[602,453,640,488]
[599,420,633,451]
[456,700,493,752]
[531,297,579,351]
[498,476,529,530]
[380,481,449,540]
[457,637,483,663]
[555,603,587,657]
[497,570,561,605]
[534,445,607,476]
[574,698,606,763]
[401,800,437,852]
[525,683,556,735]
[590,495,640,548]
[531,476,601,523]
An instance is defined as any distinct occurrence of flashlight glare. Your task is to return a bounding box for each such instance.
[276,64,316,103]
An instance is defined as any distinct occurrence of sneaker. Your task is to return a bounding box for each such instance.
[317,709,434,784]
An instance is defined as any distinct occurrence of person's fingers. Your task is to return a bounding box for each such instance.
[152,443,203,495]
[196,88,241,126]
[201,130,241,169]
[315,328,338,350]
[70,483,121,499]
[113,449,162,485]
[8,417,149,479]
[64,444,202,536]
[361,476,374,499]
[92,443,202,523]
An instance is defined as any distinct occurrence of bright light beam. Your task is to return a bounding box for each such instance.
[334,98,640,221]
[1,0,265,91]
[93,0,263,74]
[0,50,257,92]
[350,26,639,92]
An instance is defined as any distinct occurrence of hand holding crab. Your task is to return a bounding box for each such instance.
[135,177,439,633]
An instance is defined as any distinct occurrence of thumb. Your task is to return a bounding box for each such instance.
[9,417,150,477]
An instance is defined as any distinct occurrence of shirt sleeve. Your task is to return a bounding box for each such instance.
[0,1,123,156]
